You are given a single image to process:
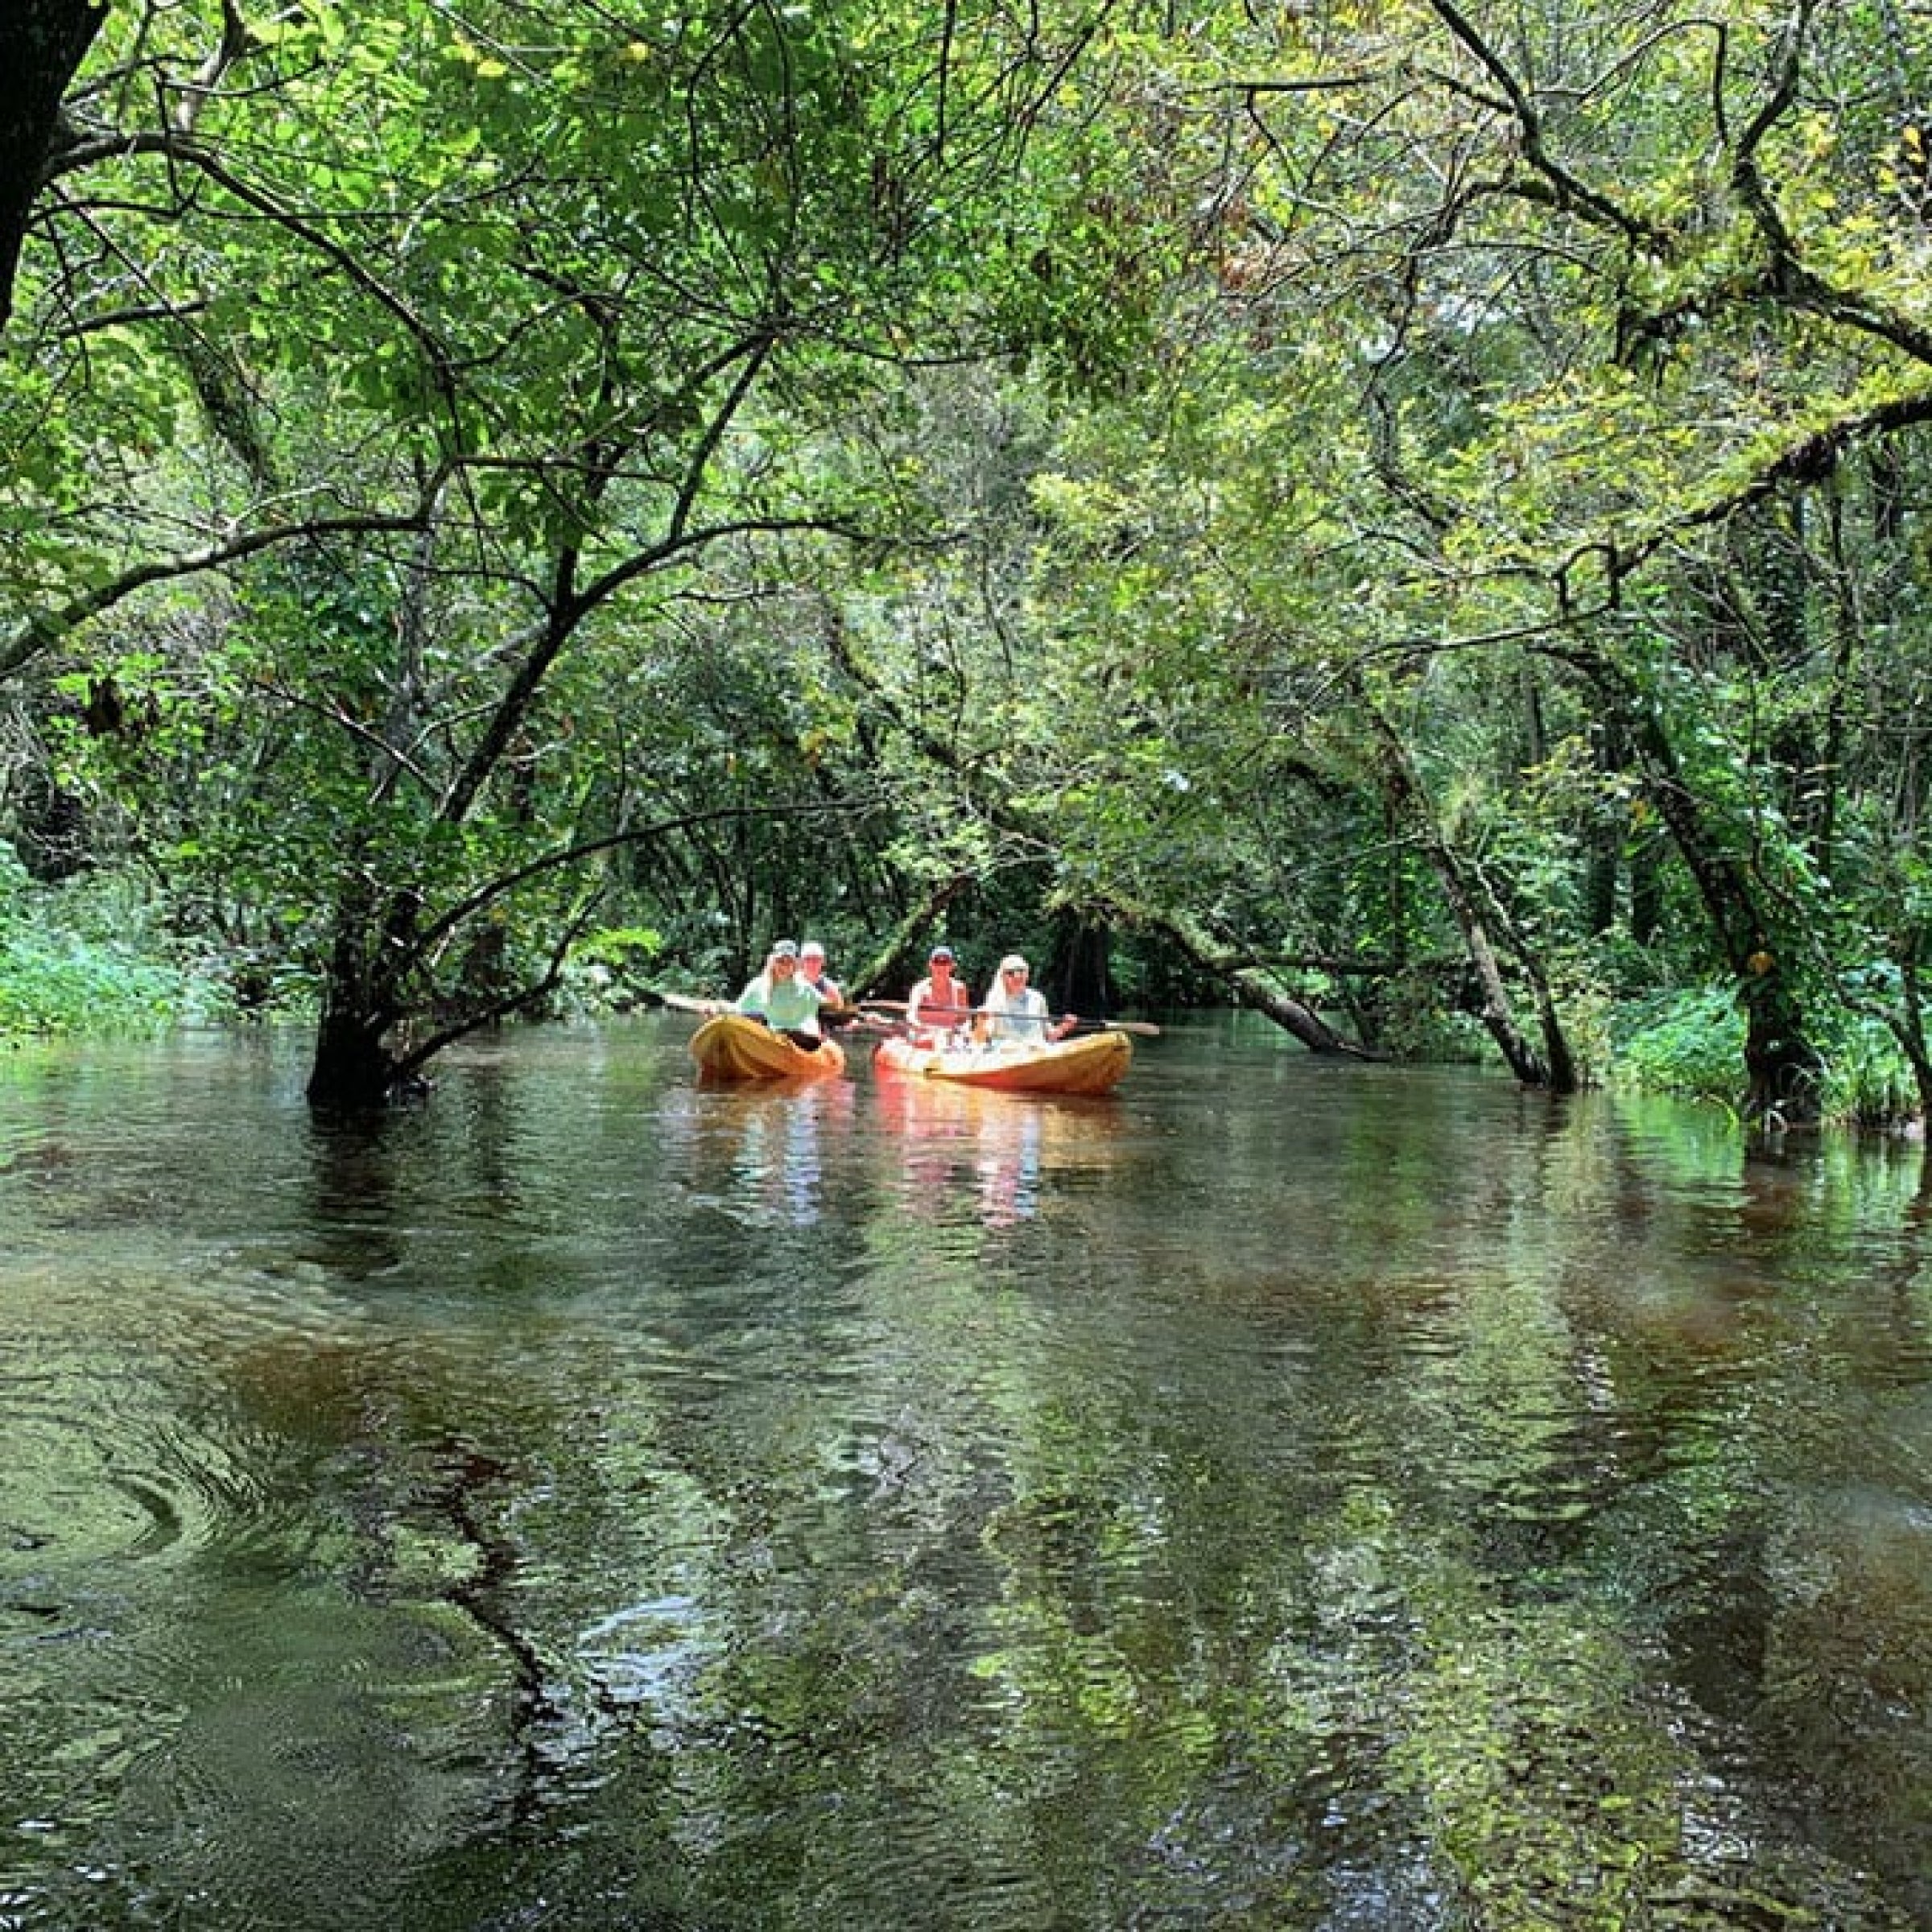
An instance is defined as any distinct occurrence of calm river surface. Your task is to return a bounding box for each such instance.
[3,1013,1931,1929]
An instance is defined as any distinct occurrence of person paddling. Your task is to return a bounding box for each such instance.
[906,945,972,1044]
[975,954,1076,1044]
[799,940,844,1007]
[735,940,828,1047]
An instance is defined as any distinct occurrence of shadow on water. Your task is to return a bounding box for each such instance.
[2,1019,1931,1928]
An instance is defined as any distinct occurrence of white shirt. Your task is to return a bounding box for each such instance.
[979,982,1051,1041]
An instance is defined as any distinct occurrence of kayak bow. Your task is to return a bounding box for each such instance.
[691,1011,846,1082]
[872,1029,1131,1096]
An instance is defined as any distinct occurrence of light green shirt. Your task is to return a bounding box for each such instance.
[737,973,825,1030]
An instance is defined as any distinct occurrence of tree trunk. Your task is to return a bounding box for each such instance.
[299,497,556,1108]
[849,877,973,1003]
[0,1,105,330]
[306,1001,405,1111]
[1574,650,1824,1124]
[1738,956,1822,1125]
[1104,897,1370,1056]
[1892,953,1932,1124]
[1058,921,1113,1017]
[1363,700,1578,1092]
[1584,714,1625,936]
[303,879,414,1109]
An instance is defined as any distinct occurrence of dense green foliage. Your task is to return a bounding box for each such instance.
[0,839,231,1031]
[6,0,1932,1118]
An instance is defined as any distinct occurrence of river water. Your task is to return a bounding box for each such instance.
[2,1014,1930,1929]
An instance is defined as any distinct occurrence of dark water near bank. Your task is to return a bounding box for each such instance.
[3,1014,1931,1929]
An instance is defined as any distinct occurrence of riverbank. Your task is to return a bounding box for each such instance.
[2,857,1920,1129]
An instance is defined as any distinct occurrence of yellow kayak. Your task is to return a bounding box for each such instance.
[873,1030,1131,1096]
[690,1012,846,1082]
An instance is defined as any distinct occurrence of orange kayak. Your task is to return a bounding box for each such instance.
[690,1012,846,1082]
[872,1030,1131,1096]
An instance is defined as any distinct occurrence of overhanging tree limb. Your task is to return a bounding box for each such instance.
[1097,894,1372,1057]
[0,510,430,682]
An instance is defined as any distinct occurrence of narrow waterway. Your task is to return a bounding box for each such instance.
[2,1014,1930,1928]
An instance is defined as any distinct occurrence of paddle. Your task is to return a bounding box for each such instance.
[816,1004,882,1030]
[655,988,854,1036]
[650,989,729,1016]
[854,999,1162,1038]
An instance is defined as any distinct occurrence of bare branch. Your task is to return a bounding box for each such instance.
[1425,0,1671,253]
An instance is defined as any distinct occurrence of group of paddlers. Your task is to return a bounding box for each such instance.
[735,940,1078,1047]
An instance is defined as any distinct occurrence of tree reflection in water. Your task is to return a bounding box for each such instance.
[2,1024,1930,1929]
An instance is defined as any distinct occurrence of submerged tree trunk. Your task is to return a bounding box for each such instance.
[303,881,414,1108]
[307,1001,405,1111]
